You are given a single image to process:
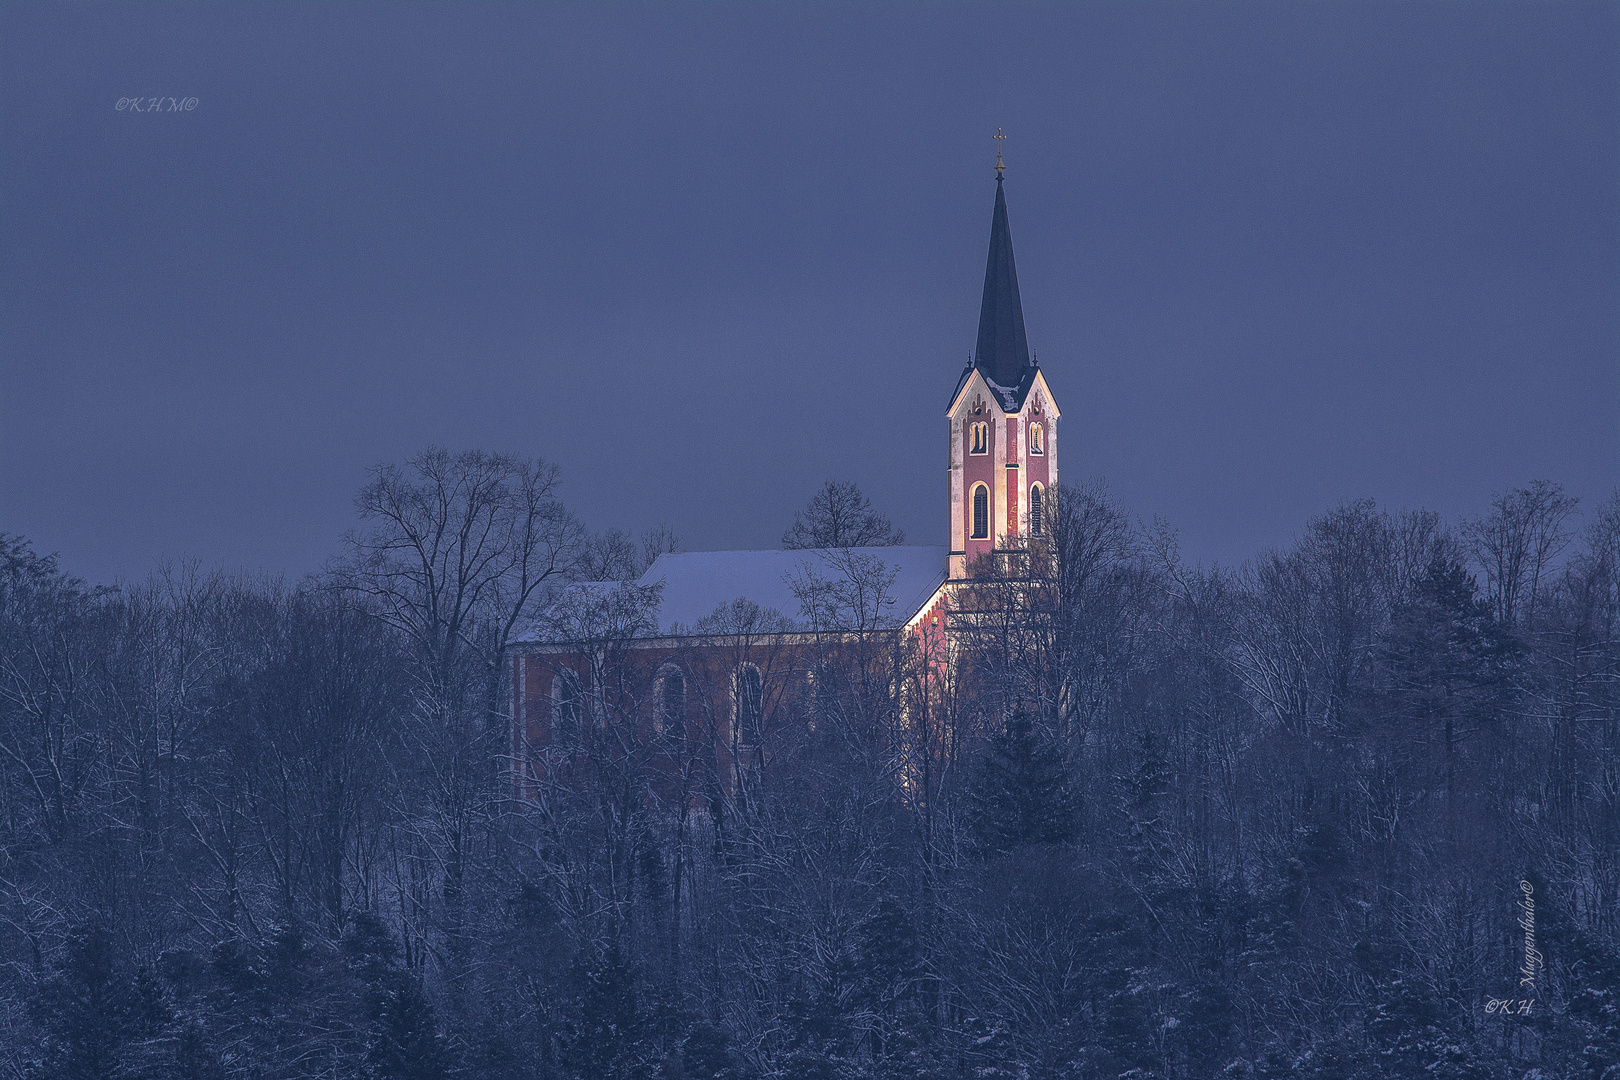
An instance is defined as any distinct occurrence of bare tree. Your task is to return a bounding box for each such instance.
[523,579,666,960]
[334,448,583,692]
[577,525,681,583]
[1235,500,1392,733]
[950,482,1142,739]
[8,479,1620,1080]
[786,548,899,636]
[782,481,905,550]
[1464,480,1578,630]
[0,536,102,847]
[331,448,583,1001]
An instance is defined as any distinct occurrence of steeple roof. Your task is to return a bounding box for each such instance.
[973,176,1033,393]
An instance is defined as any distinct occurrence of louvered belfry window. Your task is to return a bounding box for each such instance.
[972,484,989,539]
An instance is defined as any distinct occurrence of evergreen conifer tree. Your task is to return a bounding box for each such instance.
[344,912,449,1080]
[30,923,170,1080]
[968,711,1081,855]
[562,944,660,1080]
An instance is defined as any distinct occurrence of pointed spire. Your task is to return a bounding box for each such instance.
[973,171,1032,391]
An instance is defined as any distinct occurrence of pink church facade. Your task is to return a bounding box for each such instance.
[506,169,1061,784]
[946,368,1059,580]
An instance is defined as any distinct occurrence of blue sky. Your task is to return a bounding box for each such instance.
[3,2,1616,583]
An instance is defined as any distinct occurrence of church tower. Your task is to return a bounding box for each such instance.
[946,163,1060,580]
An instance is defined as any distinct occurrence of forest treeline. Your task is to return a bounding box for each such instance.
[1,451,1616,1080]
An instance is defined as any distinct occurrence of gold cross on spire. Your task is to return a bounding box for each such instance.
[994,127,1006,176]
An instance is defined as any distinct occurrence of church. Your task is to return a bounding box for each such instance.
[507,161,1060,786]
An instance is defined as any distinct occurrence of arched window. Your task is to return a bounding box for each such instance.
[552,670,582,744]
[971,483,989,540]
[1029,422,1044,455]
[660,668,686,740]
[734,663,763,744]
[1029,484,1044,536]
[969,422,989,455]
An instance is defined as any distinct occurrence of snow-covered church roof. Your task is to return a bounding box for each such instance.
[512,546,947,644]
[639,546,947,634]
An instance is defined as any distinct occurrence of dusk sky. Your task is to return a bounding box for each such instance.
[4,2,1616,585]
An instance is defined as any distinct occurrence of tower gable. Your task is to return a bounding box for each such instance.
[947,366,1060,423]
